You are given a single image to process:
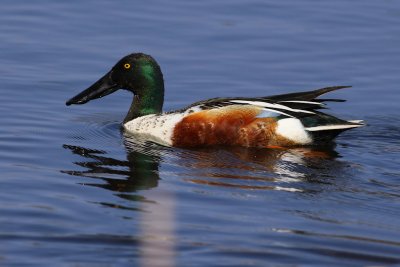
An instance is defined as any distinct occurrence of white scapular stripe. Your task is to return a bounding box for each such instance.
[230,100,315,114]
[279,100,324,106]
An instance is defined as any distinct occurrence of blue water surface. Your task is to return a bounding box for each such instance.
[1,1,400,266]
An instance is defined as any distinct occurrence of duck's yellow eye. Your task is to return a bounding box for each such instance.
[124,63,131,69]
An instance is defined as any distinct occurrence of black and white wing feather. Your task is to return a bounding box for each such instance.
[183,86,351,118]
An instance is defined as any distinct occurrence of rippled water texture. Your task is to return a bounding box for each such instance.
[1,1,400,266]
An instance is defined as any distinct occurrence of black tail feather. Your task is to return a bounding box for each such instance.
[315,98,347,103]
[307,129,348,143]
[265,86,352,102]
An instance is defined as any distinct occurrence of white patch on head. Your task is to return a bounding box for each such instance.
[276,118,312,145]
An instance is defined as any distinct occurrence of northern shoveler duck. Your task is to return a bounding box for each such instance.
[66,53,364,148]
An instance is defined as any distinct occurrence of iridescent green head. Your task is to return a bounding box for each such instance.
[66,53,165,121]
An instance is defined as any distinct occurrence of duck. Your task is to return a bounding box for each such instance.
[66,53,364,148]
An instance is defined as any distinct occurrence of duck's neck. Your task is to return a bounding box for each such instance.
[123,83,164,123]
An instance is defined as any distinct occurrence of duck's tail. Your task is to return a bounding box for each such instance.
[305,119,364,142]
[305,120,364,132]
[266,86,352,102]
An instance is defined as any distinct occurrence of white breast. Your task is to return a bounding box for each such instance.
[123,113,181,146]
[123,107,201,146]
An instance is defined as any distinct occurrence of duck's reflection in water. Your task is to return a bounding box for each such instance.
[63,132,340,195]
[63,134,340,266]
[63,136,176,267]
[63,145,160,193]
[175,144,339,192]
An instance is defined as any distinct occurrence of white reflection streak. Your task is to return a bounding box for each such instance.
[140,190,176,267]
[274,151,307,180]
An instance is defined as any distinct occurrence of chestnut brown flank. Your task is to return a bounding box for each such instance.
[172,106,296,147]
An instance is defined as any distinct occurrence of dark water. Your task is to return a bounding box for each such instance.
[1,1,400,266]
